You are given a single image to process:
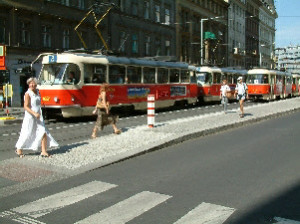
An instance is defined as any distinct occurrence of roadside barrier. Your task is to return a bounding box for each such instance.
[147,94,155,128]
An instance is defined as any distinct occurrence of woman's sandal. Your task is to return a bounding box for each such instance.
[40,153,51,158]
[114,129,121,135]
[15,150,24,158]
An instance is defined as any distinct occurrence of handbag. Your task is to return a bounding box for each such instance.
[96,100,110,109]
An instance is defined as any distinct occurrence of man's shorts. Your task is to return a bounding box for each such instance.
[237,94,245,101]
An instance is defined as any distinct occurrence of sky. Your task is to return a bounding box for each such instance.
[275,0,300,48]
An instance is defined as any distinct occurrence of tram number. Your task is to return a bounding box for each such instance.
[49,55,57,63]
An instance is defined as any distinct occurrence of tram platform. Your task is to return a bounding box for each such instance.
[1,98,300,198]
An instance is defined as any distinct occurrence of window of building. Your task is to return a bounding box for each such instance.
[78,0,85,9]
[0,19,5,43]
[119,31,127,53]
[165,40,171,56]
[145,36,151,55]
[42,25,51,48]
[131,0,138,16]
[144,1,150,19]
[63,29,70,49]
[132,34,138,54]
[155,3,161,23]
[118,0,125,11]
[165,7,170,25]
[20,21,31,46]
[155,38,161,56]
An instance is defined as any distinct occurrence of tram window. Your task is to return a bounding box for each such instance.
[65,64,80,85]
[227,74,233,84]
[84,64,106,84]
[157,68,168,83]
[127,66,142,84]
[109,65,125,84]
[170,69,180,83]
[40,64,68,85]
[197,72,211,85]
[213,73,221,84]
[181,70,190,83]
[143,67,155,83]
[93,65,106,83]
[190,71,196,83]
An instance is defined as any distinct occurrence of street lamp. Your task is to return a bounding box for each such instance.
[200,16,224,65]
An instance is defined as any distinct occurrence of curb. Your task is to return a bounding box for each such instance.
[0,118,23,126]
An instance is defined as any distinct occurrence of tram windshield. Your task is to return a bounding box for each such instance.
[196,72,212,85]
[246,74,269,84]
[39,63,80,85]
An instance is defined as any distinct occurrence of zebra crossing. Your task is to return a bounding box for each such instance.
[0,180,297,224]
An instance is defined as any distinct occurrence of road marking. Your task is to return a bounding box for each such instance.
[75,191,171,224]
[12,216,46,224]
[174,202,235,224]
[11,181,117,218]
[274,217,300,224]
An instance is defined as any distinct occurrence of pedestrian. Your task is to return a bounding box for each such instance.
[234,76,248,118]
[91,83,121,138]
[220,78,231,113]
[15,77,59,158]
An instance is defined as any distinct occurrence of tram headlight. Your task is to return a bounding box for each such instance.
[54,96,59,103]
[71,96,75,102]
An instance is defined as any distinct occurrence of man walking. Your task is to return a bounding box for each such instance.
[234,76,248,118]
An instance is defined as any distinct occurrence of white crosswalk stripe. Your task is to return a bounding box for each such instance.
[1,180,243,224]
[75,191,171,224]
[174,202,235,224]
[11,181,117,218]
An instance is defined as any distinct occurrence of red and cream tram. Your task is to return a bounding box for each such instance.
[194,66,246,102]
[246,69,293,101]
[36,52,198,118]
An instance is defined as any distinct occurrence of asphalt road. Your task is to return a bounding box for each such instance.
[0,100,260,161]
[0,108,299,223]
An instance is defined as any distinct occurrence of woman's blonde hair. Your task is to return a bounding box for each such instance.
[100,83,109,92]
[26,77,38,85]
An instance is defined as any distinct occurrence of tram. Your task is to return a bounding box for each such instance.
[246,69,293,101]
[194,66,246,102]
[36,51,198,118]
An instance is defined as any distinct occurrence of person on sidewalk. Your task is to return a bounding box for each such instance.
[91,83,121,139]
[220,78,231,113]
[234,76,248,118]
[15,77,59,158]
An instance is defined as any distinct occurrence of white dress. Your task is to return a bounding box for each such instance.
[15,89,59,151]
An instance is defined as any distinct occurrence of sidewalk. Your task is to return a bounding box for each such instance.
[0,107,24,125]
[1,98,300,198]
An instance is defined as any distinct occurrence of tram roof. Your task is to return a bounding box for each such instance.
[43,52,191,69]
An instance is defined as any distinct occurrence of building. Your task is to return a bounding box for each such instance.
[176,0,229,66]
[275,46,300,75]
[245,0,261,69]
[258,0,277,69]
[226,0,247,68]
[0,0,176,106]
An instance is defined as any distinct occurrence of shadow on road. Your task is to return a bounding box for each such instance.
[228,181,300,224]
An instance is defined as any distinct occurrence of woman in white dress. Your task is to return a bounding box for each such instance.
[15,77,58,158]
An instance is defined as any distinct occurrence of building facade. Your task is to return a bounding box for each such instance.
[275,46,300,75]
[245,0,261,69]
[176,0,229,66]
[0,0,176,106]
[226,0,247,68]
[258,0,277,69]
